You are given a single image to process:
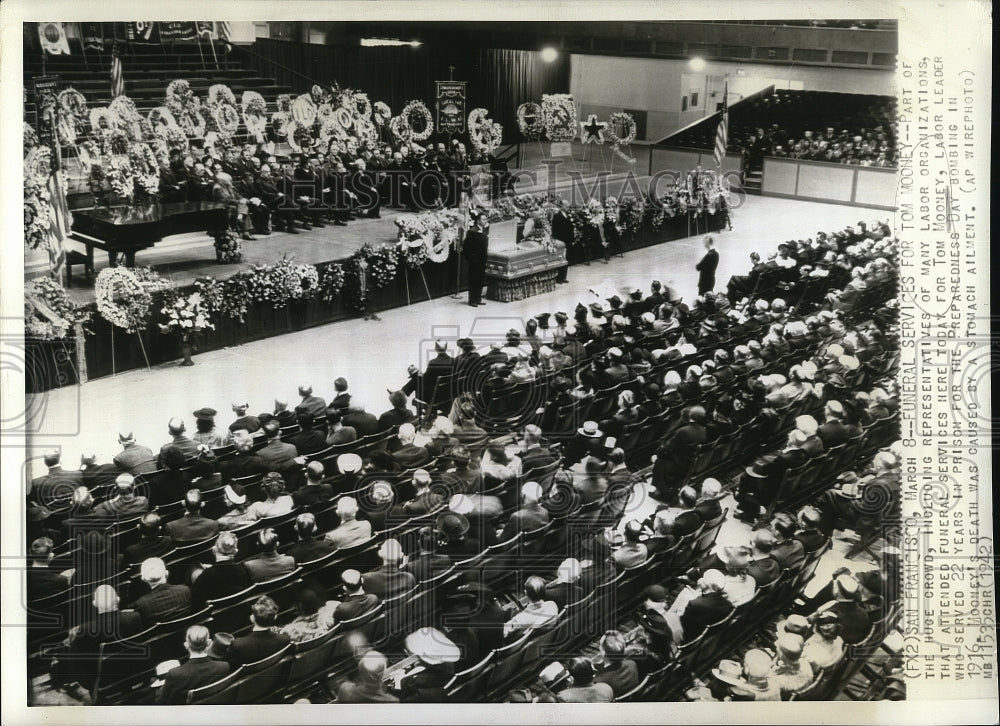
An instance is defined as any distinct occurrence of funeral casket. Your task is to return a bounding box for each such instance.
[483,218,567,302]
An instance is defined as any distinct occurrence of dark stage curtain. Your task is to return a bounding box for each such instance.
[470,48,570,133]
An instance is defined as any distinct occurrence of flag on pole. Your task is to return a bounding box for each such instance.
[215,21,232,45]
[110,39,124,98]
[713,81,728,169]
[38,22,71,55]
[45,168,71,282]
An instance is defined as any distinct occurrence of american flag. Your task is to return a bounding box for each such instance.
[215,21,232,43]
[110,39,124,98]
[713,80,728,168]
[45,168,71,281]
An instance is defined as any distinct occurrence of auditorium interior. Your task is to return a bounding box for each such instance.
[20,19,903,707]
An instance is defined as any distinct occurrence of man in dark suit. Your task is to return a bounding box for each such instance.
[79,452,121,490]
[362,539,416,600]
[678,569,733,642]
[392,470,443,518]
[330,377,352,411]
[343,402,379,438]
[295,383,327,420]
[26,537,69,602]
[156,625,230,704]
[287,414,331,456]
[132,557,192,626]
[166,490,220,544]
[29,450,82,508]
[286,513,335,564]
[747,529,783,587]
[500,481,550,542]
[734,431,810,523]
[228,596,291,667]
[190,532,251,606]
[391,423,432,469]
[334,569,381,623]
[113,431,158,476]
[324,408,358,446]
[694,478,724,522]
[291,461,334,508]
[92,473,150,519]
[794,506,828,554]
[545,558,585,610]
[158,418,202,465]
[218,434,269,485]
[124,513,174,566]
[670,486,705,537]
[519,424,559,473]
[243,528,296,583]
[377,390,416,433]
[695,236,720,295]
[462,210,489,306]
[403,340,456,410]
[651,406,708,502]
[256,421,299,472]
[401,527,451,583]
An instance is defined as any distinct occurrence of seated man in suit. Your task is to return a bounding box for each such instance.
[391,423,431,469]
[26,536,70,603]
[747,528,783,587]
[337,650,400,703]
[228,402,261,436]
[92,473,150,519]
[79,452,121,490]
[377,390,416,434]
[401,526,451,583]
[166,490,220,545]
[557,657,614,703]
[256,421,299,473]
[503,576,559,638]
[519,424,559,474]
[287,513,335,564]
[669,569,734,643]
[545,558,584,610]
[334,569,381,623]
[500,481,550,542]
[325,496,373,548]
[155,624,230,705]
[292,461,334,508]
[190,532,251,606]
[228,595,291,667]
[612,521,649,569]
[158,417,202,465]
[695,478,724,521]
[113,431,158,477]
[295,383,328,420]
[124,512,175,566]
[592,630,641,699]
[218,433,268,486]
[132,557,192,626]
[363,539,416,600]
[287,412,328,455]
[29,449,83,507]
[243,528,296,583]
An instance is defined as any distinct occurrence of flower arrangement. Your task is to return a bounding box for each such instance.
[310,84,332,105]
[468,108,503,156]
[400,100,433,141]
[24,148,54,251]
[541,94,577,142]
[365,244,401,288]
[353,92,372,120]
[271,111,292,138]
[207,84,237,109]
[318,263,346,304]
[388,115,412,145]
[516,102,544,141]
[24,122,39,150]
[165,81,205,138]
[166,80,197,108]
[89,107,120,140]
[196,275,249,322]
[334,106,354,131]
[291,94,318,127]
[606,111,637,146]
[373,101,392,125]
[147,106,179,137]
[285,122,315,153]
[271,255,320,306]
[212,103,241,137]
[211,227,242,264]
[55,88,89,145]
[398,238,429,269]
[176,109,206,138]
[158,290,215,335]
[95,266,172,333]
[107,155,136,200]
[128,142,160,196]
[164,125,190,152]
[109,96,144,140]
[25,277,92,341]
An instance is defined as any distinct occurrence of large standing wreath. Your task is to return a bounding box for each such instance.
[373,101,392,126]
[128,142,160,196]
[353,92,372,120]
[468,108,503,156]
[291,94,318,127]
[107,155,136,200]
[400,100,433,141]
[24,147,53,252]
[516,102,544,141]
[606,111,637,146]
[318,263,346,304]
[25,277,92,341]
[212,103,241,137]
[541,94,578,142]
[56,88,89,145]
[388,115,413,145]
[207,84,237,109]
[95,266,171,333]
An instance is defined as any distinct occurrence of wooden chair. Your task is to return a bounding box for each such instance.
[186,666,244,705]
[234,643,294,704]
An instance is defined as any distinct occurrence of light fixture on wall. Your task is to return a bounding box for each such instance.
[540,47,558,63]
[688,56,706,72]
[361,38,422,47]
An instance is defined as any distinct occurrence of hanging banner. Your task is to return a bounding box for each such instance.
[80,22,105,51]
[126,21,160,45]
[33,75,60,145]
[196,21,216,36]
[38,22,71,55]
[158,21,198,42]
[435,81,467,135]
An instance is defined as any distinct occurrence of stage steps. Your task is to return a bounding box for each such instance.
[743,169,763,195]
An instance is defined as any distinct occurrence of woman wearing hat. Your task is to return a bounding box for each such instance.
[435,510,479,562]
[191,408,226,449]
[728,649,781,701]
[396,627,462,702]
[803,611,845,669]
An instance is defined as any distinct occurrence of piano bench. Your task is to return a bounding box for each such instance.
[65,250,94,287]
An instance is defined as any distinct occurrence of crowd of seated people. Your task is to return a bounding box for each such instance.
[157,135,473,239]
[26,219,899,705]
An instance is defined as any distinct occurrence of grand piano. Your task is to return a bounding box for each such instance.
[71,201,228,268]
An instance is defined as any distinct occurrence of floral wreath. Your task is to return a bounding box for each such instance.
[95,266,170,333]
[107,155,136,199]
[388,115,413,145]
[316,102,335,125]
[25,276,92,341]
[354,117,377,146]
[318,263,345,304]
[128,142,160,195]
[56,88,89,145]
[338,90,358,115]
[24,122,39,151]
[147,106,180,136]
[212,103,241,137]
[109,96,142,128]
[365,244,400,289]
[271,111,292,138]
[176,109,206,138]
[373,101,392,125]
[310,84,332,105]
[208,84,237,109]
[241,91,268,142]
[276,94,293,113]
[24,146,52,187]
[24,149,54,253]
[318,118,349,150]
[468,108,503,156]
[291,94,318,127]
[166,80,196,107]
[516,102,544,141]
[90,107,120,139]
[606,111,637,146]
[541,94,577,142]
[285,121,315,153]
[400,100,433,141]
[334,106,354,131]
[353,92,372,120]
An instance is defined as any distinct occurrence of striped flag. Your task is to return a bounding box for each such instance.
[110,39,124,98]
[45,169,71,281]
[215,21,232,43]
[713,80,728,168]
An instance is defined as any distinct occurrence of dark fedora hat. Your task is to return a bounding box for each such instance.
[436,511,470,539]
[193,407,218,421]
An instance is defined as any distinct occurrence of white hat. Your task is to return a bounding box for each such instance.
[406,627,461,665]
[337,453,363,473]
[578,421,603,438]
[795,415,819,436]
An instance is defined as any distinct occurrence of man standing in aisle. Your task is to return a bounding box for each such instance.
[696,235,719,295]
[462,209,489,307]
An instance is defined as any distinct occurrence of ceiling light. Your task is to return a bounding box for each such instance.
[540,47,558,63]
[361,38,422,47]
[689,56,706,71]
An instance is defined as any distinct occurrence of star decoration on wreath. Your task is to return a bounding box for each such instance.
[580,114,608,144]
